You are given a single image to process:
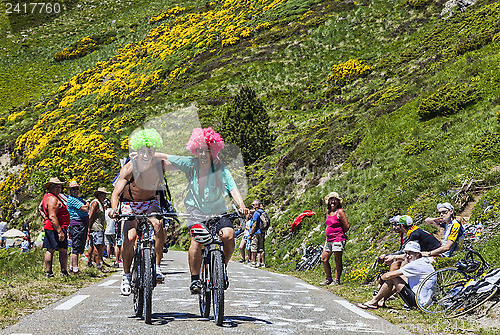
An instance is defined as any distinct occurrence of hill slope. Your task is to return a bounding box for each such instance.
[1,0,500,286]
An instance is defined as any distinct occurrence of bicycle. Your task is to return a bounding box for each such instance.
[119,212,178,324]
[187,207,244,326]
[295,244,323,271]
[416,224,492,315]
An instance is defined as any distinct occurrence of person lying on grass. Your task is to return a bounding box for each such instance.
[357,241,435,309]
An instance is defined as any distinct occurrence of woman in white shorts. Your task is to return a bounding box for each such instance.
[320,192,349,285]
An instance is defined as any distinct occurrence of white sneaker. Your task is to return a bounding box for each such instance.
[121,274,132,296]
[155,264,164,282]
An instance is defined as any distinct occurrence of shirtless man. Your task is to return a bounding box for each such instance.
[110,129,167,295]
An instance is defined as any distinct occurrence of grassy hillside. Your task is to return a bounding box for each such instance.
[1,0,500,317]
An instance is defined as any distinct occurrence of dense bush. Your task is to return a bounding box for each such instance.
[417,83,479,120]
[403,139,435,155]
[54,31,116,61]
[468,132,500,161]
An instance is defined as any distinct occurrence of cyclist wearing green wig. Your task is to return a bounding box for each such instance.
[110,128,168,296]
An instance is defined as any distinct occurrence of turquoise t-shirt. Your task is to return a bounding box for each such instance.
[168,155,237,215]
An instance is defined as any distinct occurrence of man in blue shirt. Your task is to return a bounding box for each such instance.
[249,200,265,267]
[66,180,89,274]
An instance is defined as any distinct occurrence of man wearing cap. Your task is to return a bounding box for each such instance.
[379,215,441,271]
[41,177,70,278]
[358,241,436,309]
[423,202,464,258]
[88,187,109,271]
[67,180,90,274]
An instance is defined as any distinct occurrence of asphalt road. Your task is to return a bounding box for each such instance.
[2,250,413,335]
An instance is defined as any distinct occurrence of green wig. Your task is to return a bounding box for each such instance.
[129,128,163,150]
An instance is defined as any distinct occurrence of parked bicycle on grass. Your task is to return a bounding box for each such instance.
[416,224,498,317]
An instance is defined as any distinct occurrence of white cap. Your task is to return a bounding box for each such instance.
[404,241,421,254]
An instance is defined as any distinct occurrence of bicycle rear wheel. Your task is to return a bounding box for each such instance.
[144,249,153,324]
[132,250,144,317]
[416,267,467,314]
[444,286,498,318]
[211,249,225,326]
[199,253,211,318]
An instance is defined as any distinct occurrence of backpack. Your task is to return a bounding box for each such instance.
[258,209,270,231]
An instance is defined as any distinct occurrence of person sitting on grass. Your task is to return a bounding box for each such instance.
[357,241,435,310]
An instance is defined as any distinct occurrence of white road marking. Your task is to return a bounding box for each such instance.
[98,279,118,286]
[296,282,320,290]
[275,317,314,323]
[334,300,378,319]
[54,295,90,310]
[314,307,326,312]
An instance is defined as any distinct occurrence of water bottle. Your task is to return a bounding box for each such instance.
[475,223,483,240]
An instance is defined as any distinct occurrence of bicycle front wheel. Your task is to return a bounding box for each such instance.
[444,286,498,318]
[211,250,225,326]
[132,250,144,317]
[143,249,153,324]
[416,267,467,314]
[199,253,211,318]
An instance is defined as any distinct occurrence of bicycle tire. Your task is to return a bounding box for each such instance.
[212,250,225,326]
[144,249,153,324]
[444,286,498,318]
[132,250,144,318]
[199,253,211,318]
[416,267,467,314]
[309,253,321,270]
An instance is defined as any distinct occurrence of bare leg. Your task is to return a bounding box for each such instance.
[220,227,235,266]
[333,251,343,281]
[122,220,137,275]
[58,248,68,272]
[45,249,55,272]
[70,254,79,269]
[188,237,203,276]
[321,250,333,279]
[239,239,247,260]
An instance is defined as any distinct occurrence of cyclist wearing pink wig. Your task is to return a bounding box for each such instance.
[155,127,248,294]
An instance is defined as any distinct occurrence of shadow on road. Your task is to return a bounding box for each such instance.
[133,312,272,327]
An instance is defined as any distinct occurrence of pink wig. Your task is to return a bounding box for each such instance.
[186,127,225,157]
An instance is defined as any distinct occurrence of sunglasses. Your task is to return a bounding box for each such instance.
[438,210,448,215]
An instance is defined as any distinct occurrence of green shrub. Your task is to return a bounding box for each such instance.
[417,84,480,120]
[470,185,500,223]
[405,0,430,8]
[452,30,496,56]
[468,132,500,161]
[54,31,117,62]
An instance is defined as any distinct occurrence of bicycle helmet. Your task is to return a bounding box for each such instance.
[186,127,225,158]
[190,223,213,245]
[129,128,163,151]
[456,259,481,273]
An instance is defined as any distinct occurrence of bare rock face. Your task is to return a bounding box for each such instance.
[441,0,477,18]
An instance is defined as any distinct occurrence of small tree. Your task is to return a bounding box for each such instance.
[219,86,274,165]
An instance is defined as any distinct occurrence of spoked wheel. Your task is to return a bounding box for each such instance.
[132,250,144,318]
[143,249,154,324]
[416,267,467,314]
[199,254,211,318]
[211,250,225,326]
[444,286,498,318]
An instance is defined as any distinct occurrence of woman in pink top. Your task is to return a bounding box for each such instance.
[320,192,349,285]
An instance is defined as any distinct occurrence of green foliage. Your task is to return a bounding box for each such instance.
[452,30,497,56]
[403,139,435,156]
[470,185,500,223]
[219,86,275,165]
[405,0,431,8]
[417,83,480,120]
[468,132,500,161]
[54,31,117,61]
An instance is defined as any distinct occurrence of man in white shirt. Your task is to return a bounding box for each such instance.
[357,241,435,309]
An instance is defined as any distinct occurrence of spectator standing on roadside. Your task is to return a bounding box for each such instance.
[22,219,31,245]
[88,187,110,271]
[104,199,118,267]
[66,180,90,274]
[423,202,464,258]
[320,192,349,286]
[41,177,70,278]
[0,218,7,248]
[249,200,266,267]
[239,211,254,263]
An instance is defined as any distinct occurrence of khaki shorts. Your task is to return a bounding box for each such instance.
[250,234,264,253]
[324,240,346,252]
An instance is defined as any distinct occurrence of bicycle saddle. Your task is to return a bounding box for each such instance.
[456,259,481,273]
